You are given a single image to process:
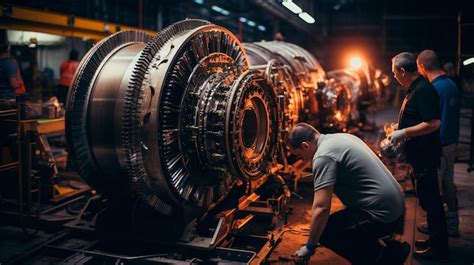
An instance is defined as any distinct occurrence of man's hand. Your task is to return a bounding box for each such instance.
[293,244,315,264]
[388,129,407,144]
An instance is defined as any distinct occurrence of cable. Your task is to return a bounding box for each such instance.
[410,194,418,265]
[275,227,310,240]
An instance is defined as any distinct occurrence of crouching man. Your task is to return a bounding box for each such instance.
[289,123,409,265]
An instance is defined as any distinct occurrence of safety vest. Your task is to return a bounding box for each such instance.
[59,60,78,87]
[11,59,26,95]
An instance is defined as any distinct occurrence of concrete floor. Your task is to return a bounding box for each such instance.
[1,107,472,264]
[268,107,474,265]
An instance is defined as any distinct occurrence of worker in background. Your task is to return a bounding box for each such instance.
[389,52,449,261]
[417,50,460,237]
[57,49,79,104]
[274,32,284,41]
[289,123,409,265]
[443,62,462,94]
[0,44,26,100]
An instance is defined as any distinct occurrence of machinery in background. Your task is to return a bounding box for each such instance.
[0,18,393,264]
[244,41,352,132]
[0,97,91,235]
[327,65,391,127]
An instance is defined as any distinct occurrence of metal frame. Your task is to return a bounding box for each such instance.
[0,4,157,41]
[48,189,288,265]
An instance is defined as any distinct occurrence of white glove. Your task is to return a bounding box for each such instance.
[388,129,407,144]
[293,245,315,263]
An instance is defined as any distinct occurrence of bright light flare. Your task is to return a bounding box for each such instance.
[463,57,474,66]
[298,12,315,24]
[349,56,363,70]
[282,0,302,14]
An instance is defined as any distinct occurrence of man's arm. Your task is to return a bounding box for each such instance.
[404,119,440,137]
[9,77,19,90]
[406,85,441,137]
[390,84,442,144]
[308,184,334,246]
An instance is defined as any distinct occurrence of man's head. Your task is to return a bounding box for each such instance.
[391,52,419,88]
[287,123,320,161]
[443,62,455,78]
[69,49,79,61]
[417,50,440,79]
[0,44,10,56]
[274,32,284,41]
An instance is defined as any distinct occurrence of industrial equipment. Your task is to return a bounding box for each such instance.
[64,19,291,254]
[60,18,391,263]
[65,16,391,230]
[327,66,391,125]
[244,41,352,130]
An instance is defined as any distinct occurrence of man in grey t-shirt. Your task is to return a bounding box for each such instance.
[288,123,409,265]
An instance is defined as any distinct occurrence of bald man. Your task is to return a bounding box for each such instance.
[418,50,460,238]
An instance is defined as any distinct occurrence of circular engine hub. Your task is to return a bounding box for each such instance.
[226,71,278,181]
[66,20,278,221]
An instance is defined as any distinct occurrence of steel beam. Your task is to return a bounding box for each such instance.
[0,4,156,41]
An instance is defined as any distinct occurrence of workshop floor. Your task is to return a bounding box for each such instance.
[268,107,474,265]
[1,107,472,265]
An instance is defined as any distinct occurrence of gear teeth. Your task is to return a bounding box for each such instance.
[66,30,150,195]
[121,19,211,214]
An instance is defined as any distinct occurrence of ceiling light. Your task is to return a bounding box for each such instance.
[247,20,256,27]
[463,58,474,66]
[239,17,247,23]
[282,0,302,14]
[7,30,65,46]
[193,0,204,4]
[258,25,266,31]
[298,12,315,24]
[211,5,222,12]
[211,5,229,16]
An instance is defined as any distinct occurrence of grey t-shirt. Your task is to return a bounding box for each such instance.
[312,133,405,223]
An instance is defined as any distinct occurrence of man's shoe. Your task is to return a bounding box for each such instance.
[414,247,450,262]
[398,241,411,264]
[418,222,460,237]
[448,227,460,237]
[417,222,429,235]
[377,241,411,265]
[414,239,430,249]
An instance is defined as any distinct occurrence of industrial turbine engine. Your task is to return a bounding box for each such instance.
[327,66,391,122]
[66,19,353,236]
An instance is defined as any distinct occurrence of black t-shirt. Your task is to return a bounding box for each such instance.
[398,76,441,165]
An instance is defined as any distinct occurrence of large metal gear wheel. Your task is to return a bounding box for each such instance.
[66,19,279,222]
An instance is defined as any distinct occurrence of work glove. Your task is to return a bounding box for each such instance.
[293,242,316,264]
[388,129,407,145]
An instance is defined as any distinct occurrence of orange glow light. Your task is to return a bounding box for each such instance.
[349,56,363,70]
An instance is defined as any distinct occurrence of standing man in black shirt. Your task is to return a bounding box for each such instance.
[389,52,449,261]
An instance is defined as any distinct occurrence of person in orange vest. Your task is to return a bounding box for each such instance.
[57,49,79,104]
[0,44,26,100]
